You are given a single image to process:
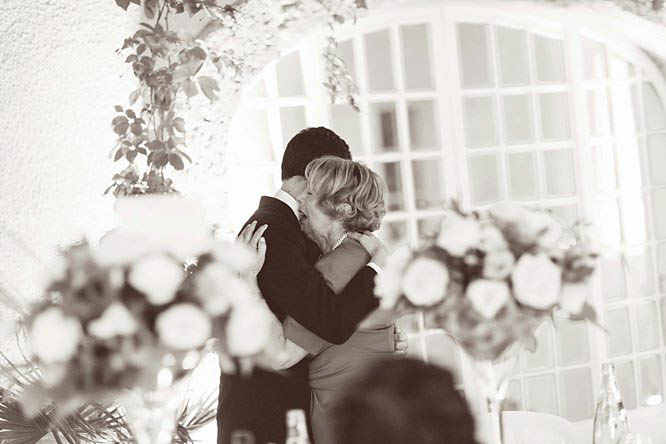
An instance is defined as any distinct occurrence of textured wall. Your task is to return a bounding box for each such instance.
[0,1,138,354]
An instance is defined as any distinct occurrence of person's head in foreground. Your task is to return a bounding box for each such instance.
[300,155,387,251]
[327,358,477,444]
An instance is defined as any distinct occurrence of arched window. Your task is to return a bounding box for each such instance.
[226,2,666,423]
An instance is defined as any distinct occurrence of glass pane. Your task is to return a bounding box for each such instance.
[547,204,578,228]
[276,51,305,97]
[233,109,274,162]
[625,246,656,298]
[658,244,666,293]
[365,30,395,92]
[417,216,443,240]
[555,316,590,366]
[426,333,462,384]
[643,83,666,131]
[370,102,399,153]
[652,188,666,240]
[595,200,622,247]
[525,374,558,415]
[587,89,613,137]
[331,104,364,157]
[662,297,666,344]
[631,84,643,132]
[377,220,408,250]
[539,93,571,140]
[457,23,493,88]
[647,134,666,185]
[412,159,445,210]
[401,24,433,90]
[600,256,627,302]
[496,27,529,86]
[606,306,633,357]
[638,355,664,407]
[407,100,439,150]
[507,151,539,201]
[534,35,566,83]
[463,96,498,148]
[505,380,523,411]
[375,162,404,211]
[613,360,638,410]
[544,149,576,196]
[582,38,608,80]
[523,322,554,372]
[467,154,501,204]
[635,301,660,352]
[559,368,594,421]
[279,106,307,146]
[336,39,357,82]
[502,94,535,144]
[591,144,617,193]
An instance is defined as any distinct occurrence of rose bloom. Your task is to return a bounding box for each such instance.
[195,264,254,315]
[374,245,413,309]
[226,300,272,356]
[155,303,212,350]
[512,253,562,309]
[560,282,590,315]
[88,302,138,340]
[483,249,515,280]
[401,257,449,306]
[437,214,482,257]
[129,254,184,305]
[466,279,510,320]
[479,224,508,252]
[30,307,82,364]
[526,212,563,250]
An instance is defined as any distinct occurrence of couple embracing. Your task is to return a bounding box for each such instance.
[217,127,408,444]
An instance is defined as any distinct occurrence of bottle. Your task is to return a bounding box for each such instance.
[593,362,630,444]
[285,409,311,444]
[230,429,255,444]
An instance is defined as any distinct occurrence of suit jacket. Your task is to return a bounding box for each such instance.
[217,196,379,444]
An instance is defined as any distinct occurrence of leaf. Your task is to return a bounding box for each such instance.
[125,54,137,63]
[333,14,345,24]
[136,43,146,55]
[173,117,186,133]
[189,46,207,61]
[136,147,147,155]
[129,89,140,105]
[112,115,128,126]
[198,76,219,103]
[142,0,158,20]
[130,122,143,136]
[176,149,192,163]
[115,0,130,10]
[114,105,123,112]
[113,121,129,135]
[182,79,198,98]
[114,150,124,162]
[126,150,138,163]
[146,140,166,151]
[125,109,136,119]
[153,151,168,167]
[139,22,155,31]
[169,154,184,170]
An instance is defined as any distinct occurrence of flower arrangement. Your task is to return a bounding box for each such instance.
[376,202,600,362]
[20,196,273,417]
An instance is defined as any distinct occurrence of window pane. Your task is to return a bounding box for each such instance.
[417,216,443,240]
[582,38,608,80]
[370,102,399,153]
[276,51,305,97]
[595,200,622,247]
[507,151,538,201]
[643,83,666,131]
[652,188,666,240]
[635,301,660,352]
[279,106,307,146]
[233,109,274,162]
[525,374,558,415]
[407,100,439,150]
[614,360,638,410]
[539,93,571,140]
[496,27,529,86]
[625,246,656,298]
[631,84,643,131]
[336,39,357,82]
[658,245,666,293]
[559,368,594,421]
[547,204,578,228]
[503,94,535,144]
[647,134,666,185]
[555,316,590,366]
[606,306,633,357]
[544,149,576,196]
[587,89,614,137]
[401,24,433,90]
[506,380,523,411]
[522,322,554,372]
[534,35,565,83]
[377,219,408,249]
[457,23,493,88]
[467,153,501,204]
[331,104,364,157]
[463,96,498,148]
[375,162,404,211]
[365,30,395,92]
[600,256,627,302]
[591,144,617,193]
[412,159,445,210]
[638,355,663,407]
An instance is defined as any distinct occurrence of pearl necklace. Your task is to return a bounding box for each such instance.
[331,232,348,251]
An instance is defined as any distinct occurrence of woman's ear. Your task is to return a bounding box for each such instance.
[335,203,354,217]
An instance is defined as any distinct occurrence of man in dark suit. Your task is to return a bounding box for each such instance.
[217,127,397,444]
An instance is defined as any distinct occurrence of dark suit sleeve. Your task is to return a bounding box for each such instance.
[257,219,379,345]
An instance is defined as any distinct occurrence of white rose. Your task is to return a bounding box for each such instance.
[195,264,254,316]
[88,303,138,339]
[129,254,184,305]
[374,245,413,309]
[483,249,515,280]
[155,303,212,350]
[401,257,449,306]
[489,202,528,224]
[30,307,82,364]
[512,253,562,309]
[210,241,257,274]
[479,224,508,252]
[466,279,510,319]
[226,300,273,356]
[526,212,563,250]
[560,283,590,315]
[45,256,68,283]
[94,230,155,266]
[437,214,482,256]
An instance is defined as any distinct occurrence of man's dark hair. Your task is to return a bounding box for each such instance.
[281,127,352,180]
[328,358,477,444]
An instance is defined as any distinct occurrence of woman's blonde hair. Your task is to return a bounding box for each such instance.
[305,156,388,232]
